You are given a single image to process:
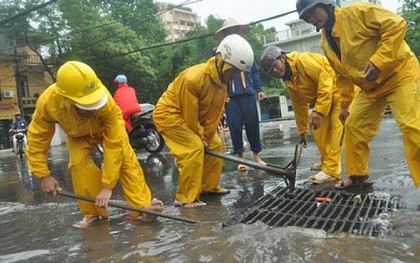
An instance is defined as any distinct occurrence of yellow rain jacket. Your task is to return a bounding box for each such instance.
[321,3,420,108]
[154,57,227,143]
[27,85,151,217]
[320,3,420,185]
[284,52,343,178]
[284,52,340,135]
[153,57,227,204]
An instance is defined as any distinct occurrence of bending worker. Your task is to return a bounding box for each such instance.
[296,0,420,188]
[26,61,163,228]
[260,47,345,184]
[153,34,254,208]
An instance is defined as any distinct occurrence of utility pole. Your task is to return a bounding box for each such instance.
[13,43,24,117]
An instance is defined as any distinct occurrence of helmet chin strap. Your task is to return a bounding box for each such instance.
[282,61,293,81]
[215,54,227,83]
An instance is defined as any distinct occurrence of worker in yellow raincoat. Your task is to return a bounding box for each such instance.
[297,0,420,188]
[153,34,255,208]
[26,61,163,228]
[260,47,347,184]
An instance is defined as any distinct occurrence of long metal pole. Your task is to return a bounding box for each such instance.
[58,190,199,224]
[205,148,288,175]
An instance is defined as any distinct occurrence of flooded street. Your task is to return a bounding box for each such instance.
[1,116,420,262]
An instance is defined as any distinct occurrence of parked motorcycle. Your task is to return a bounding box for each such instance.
[129,103,165,153]
[11,128,27,158]
[97,103,165,155]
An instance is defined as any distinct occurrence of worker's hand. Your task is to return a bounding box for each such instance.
[339,108,350,123]
[40,176,62,196]
[310,111,322,130]
[202,139,208,147]
[363,61,380,81]
[257,92,265,101]
[95,188,112,209]
[299,133,307,148]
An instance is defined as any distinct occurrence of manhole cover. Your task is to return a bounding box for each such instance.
[226,186,400,236]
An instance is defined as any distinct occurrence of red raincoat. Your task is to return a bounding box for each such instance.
[113,83,141,131]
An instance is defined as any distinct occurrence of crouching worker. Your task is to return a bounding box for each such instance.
[260,46,347,184]
[153,34,254,208]
[26,61,163,228]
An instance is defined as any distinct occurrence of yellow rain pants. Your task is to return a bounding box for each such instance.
[67,136,152,218]
[310,103,342,178]
[344,80,420,186]
[161,123,223,204]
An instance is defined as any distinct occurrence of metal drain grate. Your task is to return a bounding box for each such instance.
[226,187,400,236]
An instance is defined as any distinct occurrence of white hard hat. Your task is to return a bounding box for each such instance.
[216,34,254,72]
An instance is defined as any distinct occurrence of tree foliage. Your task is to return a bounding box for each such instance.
[0,0,167,103]
[400,0,420,57]
[0,0,285,103]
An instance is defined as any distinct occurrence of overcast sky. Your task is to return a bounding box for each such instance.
[157,0,403,31]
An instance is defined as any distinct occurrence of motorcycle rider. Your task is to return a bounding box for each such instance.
[113,74,141,131]
[9,112,28,153]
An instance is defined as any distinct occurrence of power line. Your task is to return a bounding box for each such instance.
[90,10,297,62]
[0,0,59,26]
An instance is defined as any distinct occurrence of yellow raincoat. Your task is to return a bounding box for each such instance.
[284,52,343,178]
[321,3,420,185]
[26,85,152,217]
[153,57,226,204]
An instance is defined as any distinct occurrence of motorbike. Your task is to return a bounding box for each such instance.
[11,128,27,158]
[129,103,165,153]
[97,103,165,155]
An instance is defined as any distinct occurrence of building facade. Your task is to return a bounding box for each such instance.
[156,2,201,42]
[0,30,53,149]
[265,0,383,52]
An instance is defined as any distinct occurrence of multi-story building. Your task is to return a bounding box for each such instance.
[156,2,201,42]
[0,30,53,149]
[265,0,383,52]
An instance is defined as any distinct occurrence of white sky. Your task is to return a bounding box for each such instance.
[157,0,403,31]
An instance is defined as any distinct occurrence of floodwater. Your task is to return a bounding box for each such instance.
[0,117,419,263]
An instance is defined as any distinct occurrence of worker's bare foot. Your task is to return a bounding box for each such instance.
[73,216,98,229]
[141,198,164,222]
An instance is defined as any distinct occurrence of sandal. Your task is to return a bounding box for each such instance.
[174,199,207,208]
[308,171,336,184]
[334,175,373,190]
[201,188,231,195]
[237,164,249,171]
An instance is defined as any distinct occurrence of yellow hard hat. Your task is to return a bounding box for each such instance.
[55,61,108,110]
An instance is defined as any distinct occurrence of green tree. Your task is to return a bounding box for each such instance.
[400,0,420,57]
[0,0,167,104]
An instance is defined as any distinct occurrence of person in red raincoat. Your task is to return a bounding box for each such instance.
[113,74,141,131]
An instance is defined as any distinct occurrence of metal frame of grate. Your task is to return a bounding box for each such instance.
[227,187,400,236]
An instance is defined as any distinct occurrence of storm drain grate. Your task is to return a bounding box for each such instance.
[226,186,400,236]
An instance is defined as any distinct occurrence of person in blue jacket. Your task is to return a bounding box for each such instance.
[10,112,28,131]
[214,18,266,170]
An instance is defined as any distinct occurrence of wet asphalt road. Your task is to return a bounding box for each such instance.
[0,116,420,262]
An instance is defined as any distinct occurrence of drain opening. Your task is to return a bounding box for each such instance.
[226,187,400,236]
